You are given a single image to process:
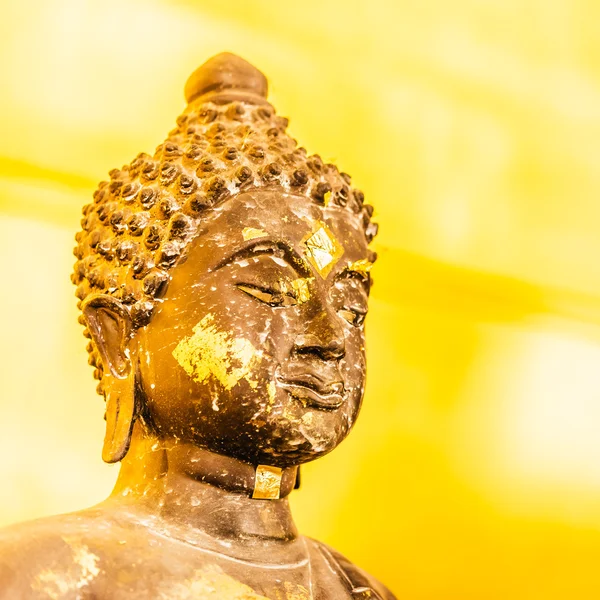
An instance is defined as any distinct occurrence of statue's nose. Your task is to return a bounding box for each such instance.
[293,310,346,362]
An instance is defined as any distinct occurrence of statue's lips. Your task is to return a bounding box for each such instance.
[276,373,345,410]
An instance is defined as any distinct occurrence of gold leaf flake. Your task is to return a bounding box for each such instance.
[242,227,268,241]
[32,539,100,600]
[302,222,344,278]
[172,314,259,390]
[346,258,373,276]
[266,381,277,414]
[252,464,283,500]
[290,278,312,303]
[278,277,313,304]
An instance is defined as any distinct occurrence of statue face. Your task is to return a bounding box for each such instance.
[135,189,371,466]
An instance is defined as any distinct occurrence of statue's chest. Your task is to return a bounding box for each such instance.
[98,550,353,599]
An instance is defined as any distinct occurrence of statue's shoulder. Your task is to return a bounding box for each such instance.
[0,507,124,599]
[310,538,397,600]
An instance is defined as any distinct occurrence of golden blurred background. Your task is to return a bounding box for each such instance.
[2,0,600,597]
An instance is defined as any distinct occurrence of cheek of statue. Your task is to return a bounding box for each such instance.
[172,313,262,392]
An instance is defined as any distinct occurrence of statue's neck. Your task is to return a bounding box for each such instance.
[109,424,300,552]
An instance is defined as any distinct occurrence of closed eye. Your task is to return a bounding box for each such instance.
[338,307,366,327]
[236,283,298,307]
[331,275,368,327]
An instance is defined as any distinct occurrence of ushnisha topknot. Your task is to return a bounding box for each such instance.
[72,52,378,391]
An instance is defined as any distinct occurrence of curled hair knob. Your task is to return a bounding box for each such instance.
[184,52,269,106]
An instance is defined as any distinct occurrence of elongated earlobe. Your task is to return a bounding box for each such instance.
[102,371,137,463]
[81,294,137,463]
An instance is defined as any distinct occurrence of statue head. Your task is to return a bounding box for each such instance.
[72,53,378,473]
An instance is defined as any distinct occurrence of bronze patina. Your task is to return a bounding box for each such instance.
[0,53,394,599]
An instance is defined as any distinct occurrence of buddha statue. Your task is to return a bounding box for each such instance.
[0,53,394,599]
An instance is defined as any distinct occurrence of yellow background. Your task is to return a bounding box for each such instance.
[2,1,600,597]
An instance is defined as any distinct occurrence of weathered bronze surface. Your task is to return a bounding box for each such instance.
[0,52,394,599]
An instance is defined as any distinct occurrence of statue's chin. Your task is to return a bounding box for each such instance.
[208,430,348,469]
[153,386,362,468]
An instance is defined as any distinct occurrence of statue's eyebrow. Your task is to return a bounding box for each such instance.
[212,238,312,276]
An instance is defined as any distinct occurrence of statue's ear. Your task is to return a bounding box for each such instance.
[81,294,136,463]
[81,294,133,377]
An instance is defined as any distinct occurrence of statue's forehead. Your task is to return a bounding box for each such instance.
[222,190,323,229]
[179,189,369,277]
[200,189,364,243]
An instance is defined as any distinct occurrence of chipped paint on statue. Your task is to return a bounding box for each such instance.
[157,564,270,599]
[278,582,312,600]
[31,539,100,599]
[154,565,313,600]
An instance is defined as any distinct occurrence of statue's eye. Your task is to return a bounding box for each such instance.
[338,308,366,327]
[331,277,368,327]
[236,284,297,307]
